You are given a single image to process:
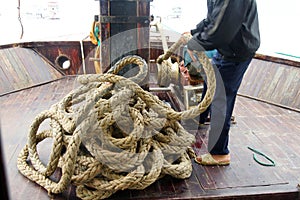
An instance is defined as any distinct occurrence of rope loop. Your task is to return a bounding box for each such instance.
[17,36,216,199]
[156,33,216,119]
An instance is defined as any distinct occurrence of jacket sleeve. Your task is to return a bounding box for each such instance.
[190,19,209,35]
[188,0,247,51]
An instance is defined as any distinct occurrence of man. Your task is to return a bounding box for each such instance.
[186,0,260,165]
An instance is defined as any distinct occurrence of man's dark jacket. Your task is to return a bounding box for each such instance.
[187,0,260,62]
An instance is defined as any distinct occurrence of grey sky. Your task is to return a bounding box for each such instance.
[0,0,299,58]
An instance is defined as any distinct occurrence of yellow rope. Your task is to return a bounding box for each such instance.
[17,36,216,199]
[94,46,102,74]
[90,21,102,74]
[90,21,100,46]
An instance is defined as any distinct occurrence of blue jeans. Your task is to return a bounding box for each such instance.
[201,52,252,155]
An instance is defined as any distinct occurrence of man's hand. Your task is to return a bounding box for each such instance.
[182,31,191,36]
[180,32,192,45]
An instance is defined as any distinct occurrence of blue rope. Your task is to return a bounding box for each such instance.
[94,26,101,46]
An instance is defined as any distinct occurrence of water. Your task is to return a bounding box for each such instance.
[0,0,299,60]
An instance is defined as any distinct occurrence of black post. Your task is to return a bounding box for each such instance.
[99,0,152,89]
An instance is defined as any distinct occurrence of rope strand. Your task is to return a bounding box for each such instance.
[17,37,216,199]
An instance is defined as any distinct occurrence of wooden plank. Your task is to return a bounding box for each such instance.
[23,48,45,82]
[245,60,266,97]
[0,47,63,95]
[271,66,289,106]
[1,49,19,89]
[0,57,14,93]
[240,58,300,110]
[5,48,28,89]
[259,62,281,101]
[293,88,300,109]
[286,70,300,108]
[182,170,204,197]
[278,67,296,105]
[257,61,277,97]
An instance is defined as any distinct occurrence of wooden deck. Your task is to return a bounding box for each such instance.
[0,47,63,95]
[239,55,300,110]
[1,76,300,199]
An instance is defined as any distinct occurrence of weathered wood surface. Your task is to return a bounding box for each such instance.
[0,47,63,95]
[0,76,300,200]
[239,57,300,110]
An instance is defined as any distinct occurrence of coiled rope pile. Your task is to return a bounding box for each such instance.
[17,34,216,199]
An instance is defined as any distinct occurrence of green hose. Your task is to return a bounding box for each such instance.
[247,146,276,167]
